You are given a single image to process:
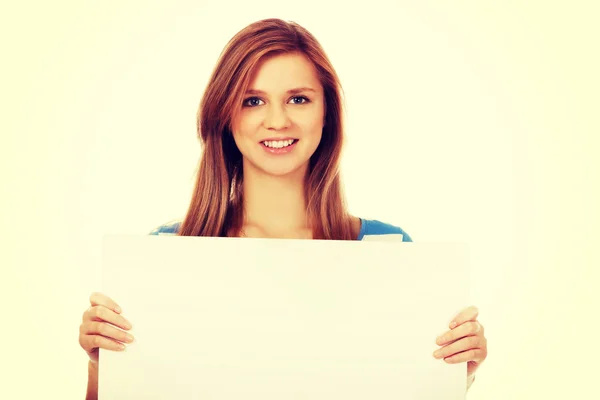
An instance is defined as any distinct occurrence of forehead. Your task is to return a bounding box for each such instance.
[248,52,322,92]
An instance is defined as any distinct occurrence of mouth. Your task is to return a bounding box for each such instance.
[260,139,298,149]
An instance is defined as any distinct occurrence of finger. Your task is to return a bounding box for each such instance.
[84,305,132,331]
[443,348,486,364]
[81,321,135,344]
[89,292,122,313]
[436,321,483,346]
[433,335,483,359]
[448,305,479,329]
[83,334,127,353]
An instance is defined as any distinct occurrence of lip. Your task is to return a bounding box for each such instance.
[260,138,298,154]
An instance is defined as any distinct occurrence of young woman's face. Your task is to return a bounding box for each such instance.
[231,52,325,178]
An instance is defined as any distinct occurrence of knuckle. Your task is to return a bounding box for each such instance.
[95,322,105,335]
[99,322,110,337]
[83,305,95,320]
[94,306,105,320]
[469,322,479,334]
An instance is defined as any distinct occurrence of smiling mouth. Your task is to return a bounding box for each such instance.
[261,139,298,149]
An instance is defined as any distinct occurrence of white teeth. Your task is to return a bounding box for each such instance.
[263,139,295,148]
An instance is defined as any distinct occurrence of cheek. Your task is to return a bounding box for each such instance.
[231,132,242,150]
[302,115,325,138]
[230,119,248,148]
[232,114,261,139]
[306,105,326,132]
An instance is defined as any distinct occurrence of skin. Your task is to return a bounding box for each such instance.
[231,52,326,238]
[435,306,488,389]
[232,52,325,179]
[79,293,133,400]
[79,52,487,398]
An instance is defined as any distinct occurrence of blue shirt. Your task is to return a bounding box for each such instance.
[149,218,412,242]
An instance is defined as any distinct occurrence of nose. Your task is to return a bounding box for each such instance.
[263,104,291,130]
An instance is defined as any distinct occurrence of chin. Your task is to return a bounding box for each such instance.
[247,159,309,179]
[261,164,308,178]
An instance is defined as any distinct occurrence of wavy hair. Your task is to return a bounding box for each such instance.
[179,18,355,240]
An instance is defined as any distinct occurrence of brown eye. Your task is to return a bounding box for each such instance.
[290,96,309,105]
[243,97,263,107]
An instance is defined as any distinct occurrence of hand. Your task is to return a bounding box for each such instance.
[79,292,135,364]
[433,306,487,386]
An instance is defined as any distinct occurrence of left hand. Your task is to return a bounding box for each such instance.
[433,306,487,386]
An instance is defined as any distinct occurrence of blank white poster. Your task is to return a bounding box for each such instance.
[100,235,469,399]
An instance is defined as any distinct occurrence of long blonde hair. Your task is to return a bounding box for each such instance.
[179,18,355,240]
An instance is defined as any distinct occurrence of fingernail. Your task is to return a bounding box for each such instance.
[450,321,457,329]
[125,334,134,343]
[433,350,441,358]
[114,305,122,313]
[436,336,444,345]
[124,321,132,330]
[117,343,126,351]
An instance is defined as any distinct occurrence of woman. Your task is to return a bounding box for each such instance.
[79,18,487,399]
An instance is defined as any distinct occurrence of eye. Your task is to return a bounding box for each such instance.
[289,96,309,105]
[242,97,264,107]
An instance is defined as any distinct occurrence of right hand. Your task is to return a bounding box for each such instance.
[79,292,135,364]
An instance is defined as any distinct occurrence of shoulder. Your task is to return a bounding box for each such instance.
[357,218,413,242]
[148,219,182,235]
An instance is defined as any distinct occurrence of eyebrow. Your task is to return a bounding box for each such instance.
[245,87,317,95]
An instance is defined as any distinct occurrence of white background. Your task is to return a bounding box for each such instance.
[1,1,598,399]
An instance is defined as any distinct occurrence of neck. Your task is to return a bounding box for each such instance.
[241,163,310,237]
